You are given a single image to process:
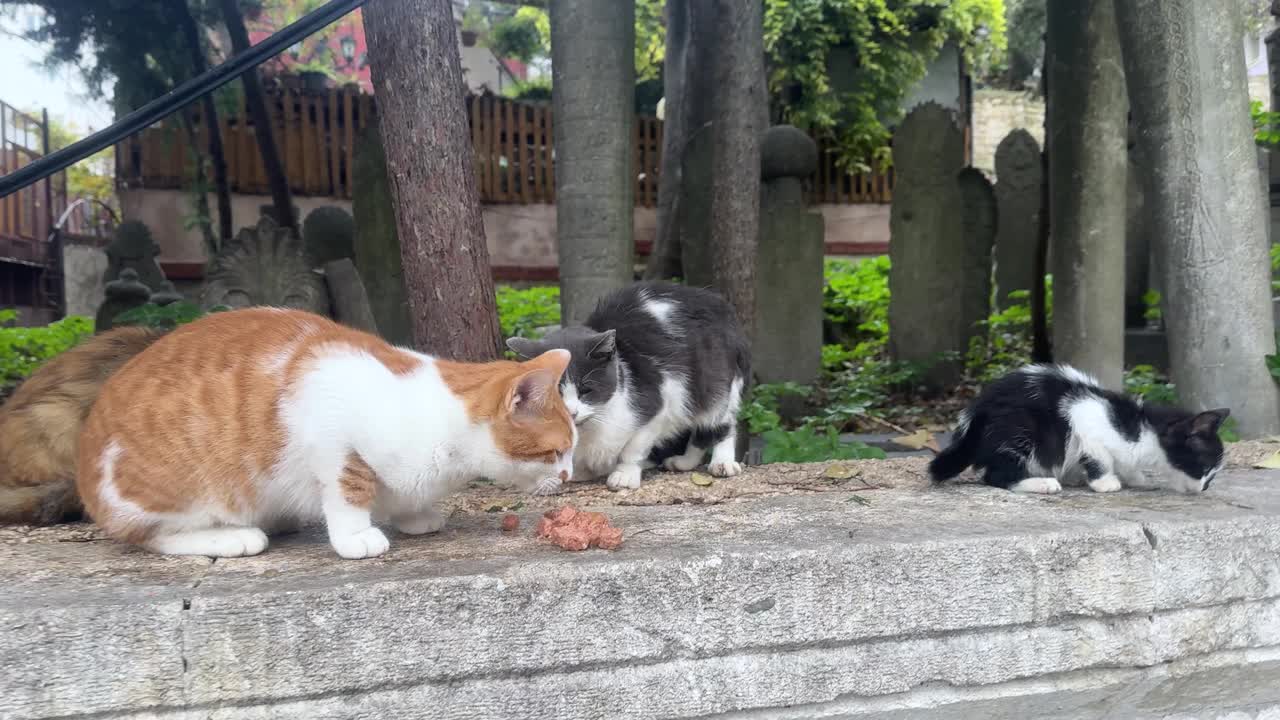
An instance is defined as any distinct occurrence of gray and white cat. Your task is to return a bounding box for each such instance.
[507,282,750,491]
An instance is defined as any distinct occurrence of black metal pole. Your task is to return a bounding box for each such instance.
[0,0,368,198]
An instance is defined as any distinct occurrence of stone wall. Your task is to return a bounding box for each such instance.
[972,89,1046,175]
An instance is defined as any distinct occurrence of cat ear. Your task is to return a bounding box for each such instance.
[506,337,544,359]
[506,368,557,418]
[588,330,616,360]
[1190,408,1230,435]
[530,348,570,380]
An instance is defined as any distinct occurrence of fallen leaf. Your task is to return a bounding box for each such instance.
[1255,450,1280,469]
[892,429,940,453]
[845,494,871,506]
[823,464,855,479]
[690,473,714,487]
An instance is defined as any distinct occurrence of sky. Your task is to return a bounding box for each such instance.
[0,7,114,141]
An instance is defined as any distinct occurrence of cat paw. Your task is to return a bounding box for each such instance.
[663,454,703,472]
[709,459,743,477]
[606,465,643,491]
[147,527,269,558]
[393,508,448,535]
[1088,474,1123,493]
[330,527,391,559]
[1010,477,1062,494]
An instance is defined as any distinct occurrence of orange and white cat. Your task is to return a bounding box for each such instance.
[76,307,576,559]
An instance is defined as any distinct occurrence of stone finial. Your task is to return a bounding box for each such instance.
[149,280,184,307]
[95,269,152,332]
[760,125,819,181]
[302,205,356,267]
[103,220,166,294]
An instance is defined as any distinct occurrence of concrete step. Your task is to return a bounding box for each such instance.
[3,465,1280,719]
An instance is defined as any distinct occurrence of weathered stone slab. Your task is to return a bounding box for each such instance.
[4,468,1280,720]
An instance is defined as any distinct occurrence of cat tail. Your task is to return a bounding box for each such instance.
[0,325,167,525]
[929,411,982,482]
[0,482,80,525]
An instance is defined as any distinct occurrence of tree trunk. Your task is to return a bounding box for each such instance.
[644,0,689,280]
[364,0,502,360]
[175,0,232,246]
[1115,0,1280,437]
[1045,0,1127,389]
[219,0,296,234]
[701,0,765,341]
[549,0,636,325]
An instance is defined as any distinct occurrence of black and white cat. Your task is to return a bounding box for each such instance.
[507,282,750,491]
[930,364,1229,494]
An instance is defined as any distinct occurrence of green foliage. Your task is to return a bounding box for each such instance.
[761,426,887,464]
[0,310,94,394]
[1141,289,1163,323]
[990,0,1045,91]
[504,77,553,103]
[741,382,812,434]
[965,280,1052,383]
[487,6,548,64]
[495,285,560,341]
[822,256,890,360]
[478,0,664,81]
[1123,364,1178,406]
[1252,101,1280,149]
[43,112,116,210]
[764,0,1007,170]
[1270,243,1280,295]
[112,302,227,331]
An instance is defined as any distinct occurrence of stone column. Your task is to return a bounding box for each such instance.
[753,125,824,387]
[1046,0,1128,390]
[1116,0,1280,436]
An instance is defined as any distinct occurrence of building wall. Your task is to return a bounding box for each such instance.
[121,189,891,277]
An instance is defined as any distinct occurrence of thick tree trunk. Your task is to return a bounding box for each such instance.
[219,0,296,234]
[644,0,689,280]
[1045,0,1127,389]
[175,0,232,246]
[548,0,636,325]
[364,0,501,360]
[701,0,765,340]
[1115,0,1280,437]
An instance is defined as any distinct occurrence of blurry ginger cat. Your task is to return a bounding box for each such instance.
[77,307,576,559]
[0,326,166,524]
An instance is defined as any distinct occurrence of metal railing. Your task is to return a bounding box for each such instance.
[0,0,367,199]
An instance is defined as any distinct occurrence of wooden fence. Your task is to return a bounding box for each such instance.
[117,88,894,206]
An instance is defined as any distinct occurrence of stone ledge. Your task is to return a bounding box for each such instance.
[3,460,1280,720]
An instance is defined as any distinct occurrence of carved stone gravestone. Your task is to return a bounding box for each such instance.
[302,205,356,268]
[678,123,715,289]
[95,269,152,332]
[993,129,1043,308]
[887,102,967,387]
[957,167,997,355]
[102,221,167,294]
[200,215,329,314]
[755,125,824,388]
[352,124,413,346]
